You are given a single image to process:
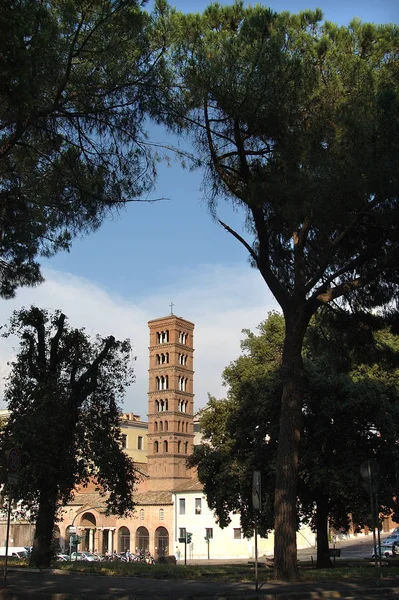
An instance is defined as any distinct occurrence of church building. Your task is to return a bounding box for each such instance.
[56,312,201,558]
[5,313,318,559]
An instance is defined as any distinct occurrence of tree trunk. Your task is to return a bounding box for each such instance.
[315,496,332,569]
[273,311,309,581]
[30,487,58,568]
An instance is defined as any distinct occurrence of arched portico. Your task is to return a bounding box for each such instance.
[78,512,96,553]
[118,526,130,552]
[155,526,169,558]
[135,526,149,552]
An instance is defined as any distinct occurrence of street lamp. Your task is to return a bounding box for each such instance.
[360,459,381,584]
[204,532,210,560]
[252,470,261,592]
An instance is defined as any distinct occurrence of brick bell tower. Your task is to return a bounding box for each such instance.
[147,311,195,490]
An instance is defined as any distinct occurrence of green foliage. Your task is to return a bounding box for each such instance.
[0,306,138,567]
[0,0,163,298]
[162,3,399,312]
[191,310,399,544]
[160,4,399,577]
[189,312,284,537]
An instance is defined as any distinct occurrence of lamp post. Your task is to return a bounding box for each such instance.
[252,471,261,592]
[204,533,210,559]
[360,459,381,584]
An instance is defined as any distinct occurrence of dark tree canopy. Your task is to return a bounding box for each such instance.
[0,306,138,568]
[0,0,163,298]
[158,1,399,578]
[189,310,399,568]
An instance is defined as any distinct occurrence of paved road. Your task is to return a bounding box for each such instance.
[1,568,399,600]
[296,531,385,562]
[0,534,398,599]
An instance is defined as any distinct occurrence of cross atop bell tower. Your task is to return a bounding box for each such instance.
[147,314,195,491]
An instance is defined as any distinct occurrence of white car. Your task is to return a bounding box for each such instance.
[371,544,394,559]
[70,551,97,562]
[56,554,70,561]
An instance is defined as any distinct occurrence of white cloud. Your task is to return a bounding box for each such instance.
[0,264,278,419]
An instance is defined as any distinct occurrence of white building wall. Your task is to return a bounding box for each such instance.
[173,491,315,560]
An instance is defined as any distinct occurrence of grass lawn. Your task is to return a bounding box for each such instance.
[3,557,399,583]
[42,559,399,582]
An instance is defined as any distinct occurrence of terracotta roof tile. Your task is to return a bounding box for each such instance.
[134,491,172,505]
[172,478,203,493]
[68,493,108,510]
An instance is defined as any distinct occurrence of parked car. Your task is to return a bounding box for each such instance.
[56,554,70,561]
[70,551,97,562]
[384,534,399,545]
[0,546,29,559]
[371,544,394,559]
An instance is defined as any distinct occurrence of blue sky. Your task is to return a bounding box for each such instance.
[0,0,398,418]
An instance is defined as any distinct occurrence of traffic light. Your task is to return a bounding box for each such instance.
[186,532,192,544]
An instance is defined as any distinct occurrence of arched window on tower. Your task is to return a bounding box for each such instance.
[178,353,187,365]
[154,421,158,432]
[184,442,188,454]
[157,353,169,365]
[165,399,168,411]
[157,330,169,344]
[163,440,168,453]
[179,331,188,344]
[160,421,163,431]
[178,377,187,392]
[177,441,181,453]
[158,375,168,390]
[164,420,168,431]
[155,400,160,412]
[154,441,159,453]
[186,421,189,432]
[177,421,181,432]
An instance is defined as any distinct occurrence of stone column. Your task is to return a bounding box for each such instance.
[89,528,94,553]
[108,528,113,553]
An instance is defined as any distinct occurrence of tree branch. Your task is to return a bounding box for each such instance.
[49,314,66,372]
[72,336,116,402]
